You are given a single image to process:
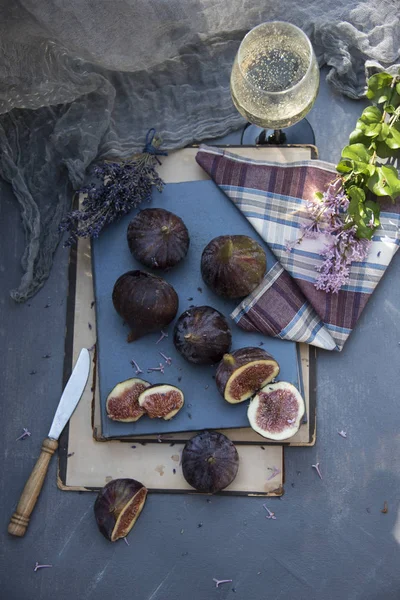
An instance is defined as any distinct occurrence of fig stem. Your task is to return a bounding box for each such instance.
[222,353,235,366]
[160,225,170,234]
[219,238,234,262]
[207,456,216,464]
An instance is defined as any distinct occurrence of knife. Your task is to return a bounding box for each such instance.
[8,348,91,537]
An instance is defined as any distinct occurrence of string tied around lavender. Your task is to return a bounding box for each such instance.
[59,129,167,247]
[143,128,168,163]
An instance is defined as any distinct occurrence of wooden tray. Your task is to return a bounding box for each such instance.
[58,145,317,496]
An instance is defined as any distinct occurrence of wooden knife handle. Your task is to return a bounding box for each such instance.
[8,437,58,537]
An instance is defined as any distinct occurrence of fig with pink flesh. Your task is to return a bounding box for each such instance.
[112,270,178,342]
[127,208,190,270]
[201,235,266,298]
[138,384,184,420]
[173,306,232,365]
[182,431,239,493]
[216,347,280,403]
[94,478,147,542]
[247,382,305,440]
[106,378,150,422]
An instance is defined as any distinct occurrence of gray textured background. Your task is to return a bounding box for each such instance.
[1,70,399,600]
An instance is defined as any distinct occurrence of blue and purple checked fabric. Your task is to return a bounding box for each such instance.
[196,145,400,351]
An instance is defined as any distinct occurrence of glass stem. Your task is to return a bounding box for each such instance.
[269,129,286,144]
[257,129,287,145]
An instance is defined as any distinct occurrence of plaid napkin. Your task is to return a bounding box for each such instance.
[196,145,400,351]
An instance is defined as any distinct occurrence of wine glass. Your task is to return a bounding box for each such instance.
[230,21,319,145]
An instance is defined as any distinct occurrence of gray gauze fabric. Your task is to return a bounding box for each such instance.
[0,0,399,301]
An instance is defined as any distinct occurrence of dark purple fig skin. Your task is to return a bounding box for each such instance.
[112,270,178,342]
[216,347,279,402]
[182,431,239,493]
[201,235,266,298]
[94,478,147,541]
[127,208,190,270]
[173,306,232,364]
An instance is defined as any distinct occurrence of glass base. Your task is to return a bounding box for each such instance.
[241,118,315,146]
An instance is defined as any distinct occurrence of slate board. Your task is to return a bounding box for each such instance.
[92,179,299,438]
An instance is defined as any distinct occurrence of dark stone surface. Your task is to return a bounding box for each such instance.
[1,69,399,600]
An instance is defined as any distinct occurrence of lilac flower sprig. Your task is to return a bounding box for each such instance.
[16,428,31,441]
[312,462,323,480]
[34,562,52,572]
[59,130,167,247]
[314,225,371,294]
[267,466,281,481]
[290,181,371,294]
[213,578,233,588]
[288,71,400,293]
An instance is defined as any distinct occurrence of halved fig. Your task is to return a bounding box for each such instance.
[173,306,232,364]
[94,478,147,542]
[106,378,151,422]
[182,431,239,493]
[216,347,280,403]
[138,384,184,420]
[127,208,190,271]
[201,235,266,298]
[247,382,305,440]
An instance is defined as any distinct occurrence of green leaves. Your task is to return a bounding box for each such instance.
[374,141,393,159]
[337,144,373,177]
[367,165,400,200]
[352,106,383,139]
[341,144,371,163]
[385,126,400,149]
[360,106,383,123]
[333,71,400,239]
[347,186,380,239]
[366,73,394,103]
[342,144,371,163]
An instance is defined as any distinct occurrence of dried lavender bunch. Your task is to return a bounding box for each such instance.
[59,129,167,247]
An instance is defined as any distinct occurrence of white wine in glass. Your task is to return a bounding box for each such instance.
[230,21,320,144]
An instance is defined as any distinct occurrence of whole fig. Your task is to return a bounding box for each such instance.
[173,306,232,365]
[112,270,178,342]
[201,235,266,298]
[127,208,190,270]
[182,431,239,493]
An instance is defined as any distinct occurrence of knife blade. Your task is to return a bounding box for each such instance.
[8,348,91,537]
[48,348,91,440]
